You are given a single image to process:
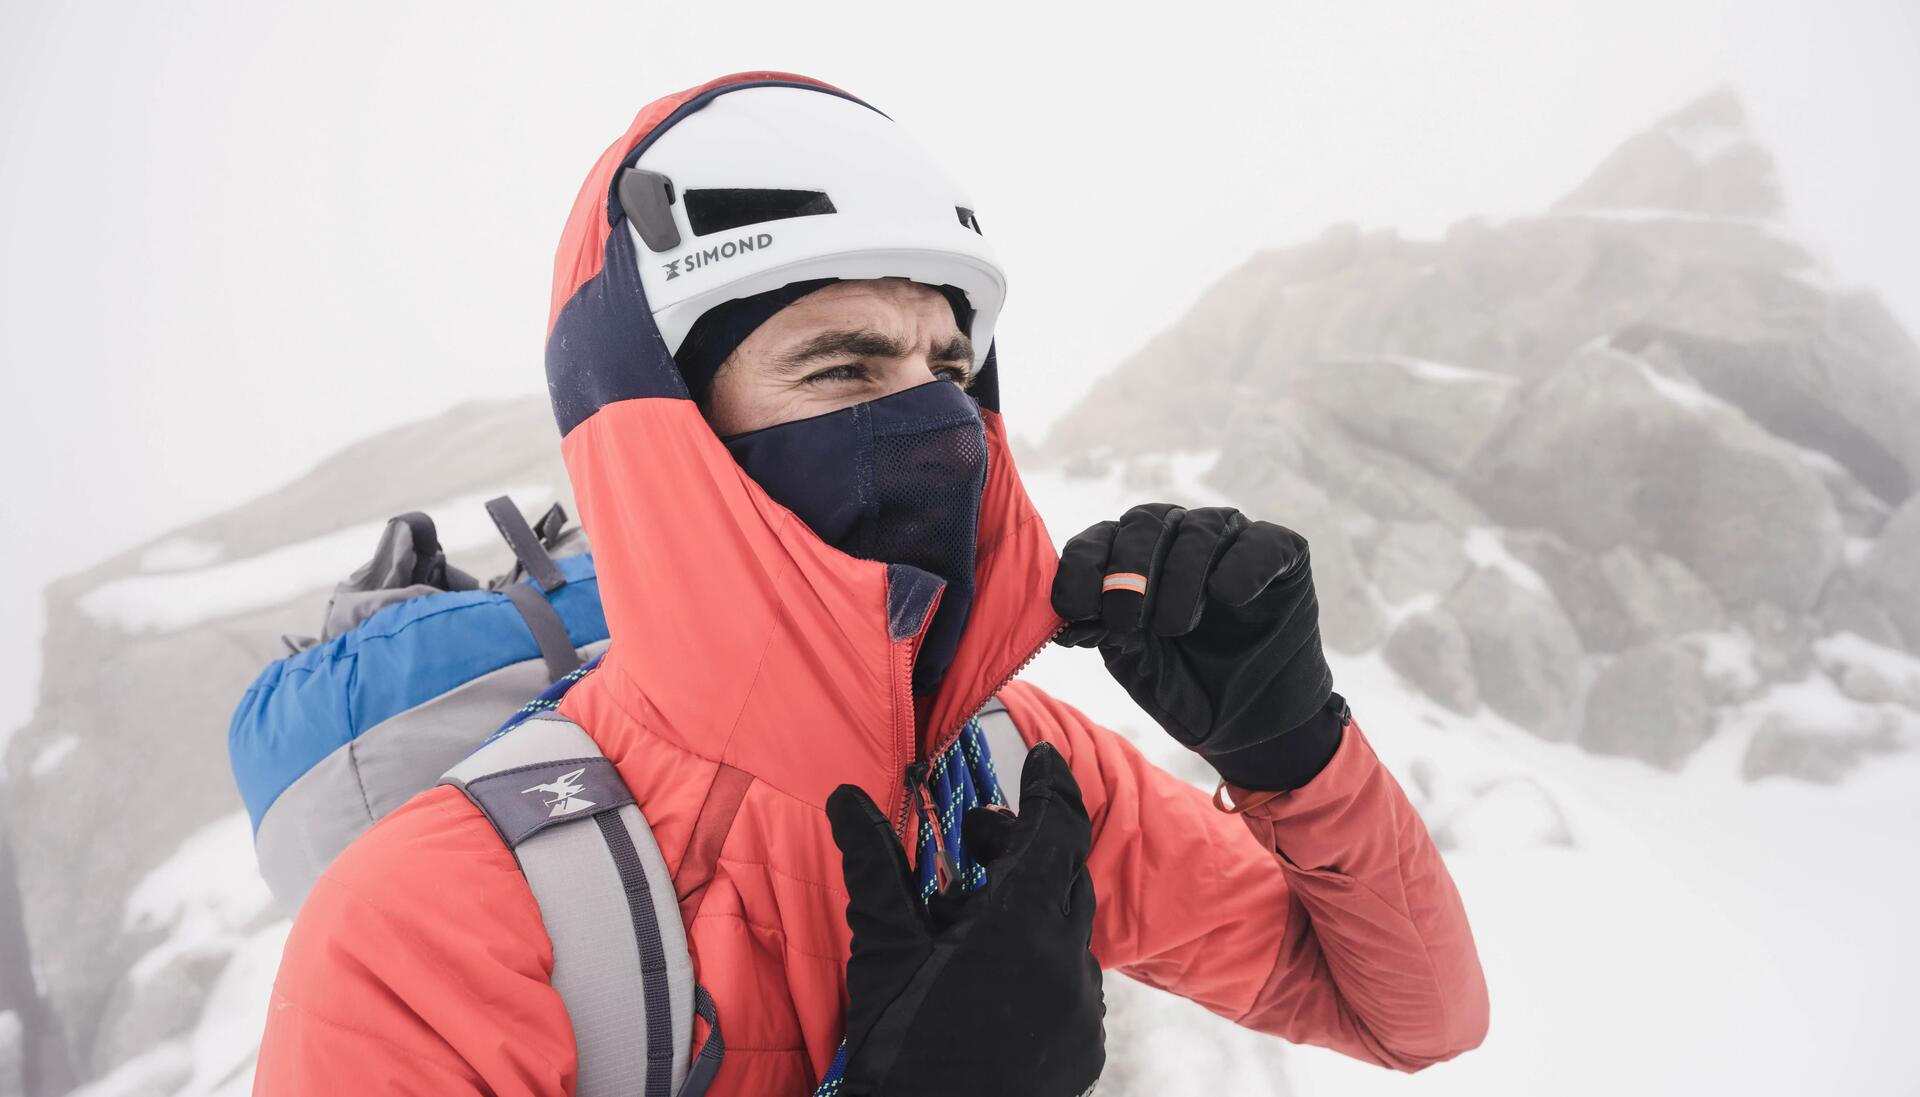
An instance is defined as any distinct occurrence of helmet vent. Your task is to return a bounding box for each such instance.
[684,189,836,237]
[955,207,983,234]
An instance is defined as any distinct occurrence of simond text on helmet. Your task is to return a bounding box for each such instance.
[662,233,776,281]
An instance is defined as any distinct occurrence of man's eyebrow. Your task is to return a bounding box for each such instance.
[770,330,909,373]
[769,329,976,372]
[931,334,975,365]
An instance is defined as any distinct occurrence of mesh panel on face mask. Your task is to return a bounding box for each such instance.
[866,391,988,695]
[865,410,988,574]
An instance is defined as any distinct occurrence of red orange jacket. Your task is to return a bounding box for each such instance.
[254,72,1488,1096]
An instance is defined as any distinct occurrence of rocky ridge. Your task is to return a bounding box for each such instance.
[0,399,574,1094]
[1044,88,1920,782]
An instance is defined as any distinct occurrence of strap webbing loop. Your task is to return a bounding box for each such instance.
[487,495,568,592]
[679,988,725,1097]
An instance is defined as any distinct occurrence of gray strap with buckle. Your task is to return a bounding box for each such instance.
[487,495,568,592]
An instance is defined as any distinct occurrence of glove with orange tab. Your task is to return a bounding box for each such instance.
[1052,503,1344,792]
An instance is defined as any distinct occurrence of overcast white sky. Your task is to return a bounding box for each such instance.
[2,0,1918,722]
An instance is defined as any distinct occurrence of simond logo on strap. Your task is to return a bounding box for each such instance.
[661,233,774,281]
[524,767,597,818]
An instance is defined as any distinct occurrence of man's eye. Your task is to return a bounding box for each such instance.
[803,364,868,385]
[936,366,974,388]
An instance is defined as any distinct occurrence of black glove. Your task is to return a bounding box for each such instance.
[827,742,1105,1097]
[1052,503,1340,790]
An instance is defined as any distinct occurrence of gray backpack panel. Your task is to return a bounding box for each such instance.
[253,639,608,914]
[443,714,717,1097]
[976,696,1029,812]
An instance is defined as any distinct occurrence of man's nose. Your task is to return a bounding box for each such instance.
[881,357,942,397]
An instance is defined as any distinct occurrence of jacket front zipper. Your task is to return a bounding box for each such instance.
[891,616,1068,840]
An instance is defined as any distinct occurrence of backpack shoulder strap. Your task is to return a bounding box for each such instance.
[976,695,1030,813]
[441,714,722,1097]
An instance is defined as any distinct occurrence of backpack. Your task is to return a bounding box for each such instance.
[229,495,605,910]
[227,496,721,1096]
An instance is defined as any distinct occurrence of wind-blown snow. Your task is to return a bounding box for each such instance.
[1615,353,1877,504]
[1842,536,1876,567]
[1382,591,1442,628]
[1664,120,1747,163]
[1687,630,1762,696]
[1167,450,1231,503]
[172,921,291,1097]
[1721,671,1905,740]
[1461,527,1547,593]
[78,485,549,633]
[1814,631,1920,692]
[1380,354,1516,387]
[124,811,275,984]
[28,733,77,778]
[69,812,295,1097]
[62,916,288,1097]
[1633,358,1725,415]
[138,537,224,572]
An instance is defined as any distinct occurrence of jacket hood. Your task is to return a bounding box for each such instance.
[543,71,1061,816]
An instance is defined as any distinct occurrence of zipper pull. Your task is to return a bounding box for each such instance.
[893,759,930,840]
[905,762,959,896]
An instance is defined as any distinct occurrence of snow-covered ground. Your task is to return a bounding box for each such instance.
[73,812,288,1097]
[1026,622,1920,1094]
[68,459,1920,1096]
[1019,461,1920,1095]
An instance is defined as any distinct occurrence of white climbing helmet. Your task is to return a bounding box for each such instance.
[619,84,1005,369]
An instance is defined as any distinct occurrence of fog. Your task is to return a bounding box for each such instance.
[3,3,1919,1093]
[3,1,1916,629]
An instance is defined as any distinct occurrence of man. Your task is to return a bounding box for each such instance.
[256,71,1488,1096]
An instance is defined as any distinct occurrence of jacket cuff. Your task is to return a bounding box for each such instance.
[1203,693,1348,792]
[1226,716,1399,872]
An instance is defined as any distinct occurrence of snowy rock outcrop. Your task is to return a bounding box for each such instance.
[1,398,573,1093]
[1043,88,1920,782]
[1857,496,1920,648]
[1382,610,1478,715]
[1468,341,1845,612]
[1553,87,1784,220]
[1442,566,1585,741]
[1580,642,1712,768]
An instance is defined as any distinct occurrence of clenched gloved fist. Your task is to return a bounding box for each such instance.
[1052,503,1339,790]
[828,743,1105,1097]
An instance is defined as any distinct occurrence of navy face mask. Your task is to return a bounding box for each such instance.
[722,380,989,695]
